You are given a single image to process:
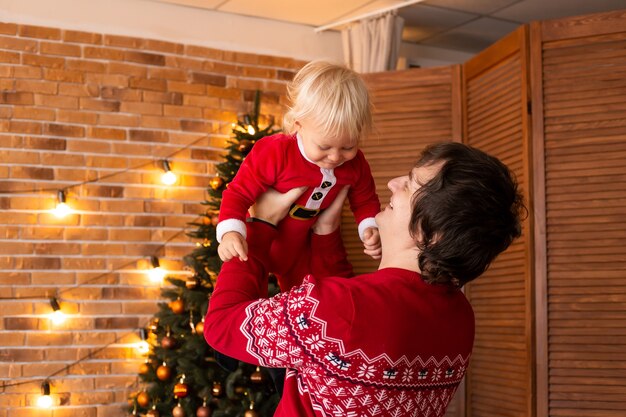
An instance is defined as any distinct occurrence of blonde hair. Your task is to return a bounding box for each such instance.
[283,61,372,140]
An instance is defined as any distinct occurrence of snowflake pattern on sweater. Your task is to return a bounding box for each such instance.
[240,276,470,417]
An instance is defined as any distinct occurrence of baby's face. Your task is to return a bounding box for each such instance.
[297,120,358,170]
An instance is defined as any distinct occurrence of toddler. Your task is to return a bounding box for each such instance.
[216,60,381,291]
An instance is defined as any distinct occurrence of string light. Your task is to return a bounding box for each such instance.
[136,328,150,355]
[36,381,53,408]
[48,298,66,325]
[148,256,166,284]
[160,160,177,185]
[247,125,255,135]
[52,190,72,218]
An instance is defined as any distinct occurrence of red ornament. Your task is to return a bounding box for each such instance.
[196,405,211,417]
[195,320,204,335]
[211,382,223,397]
[161,335,177,349]
[174,377,189,399]
[147,407,160,417]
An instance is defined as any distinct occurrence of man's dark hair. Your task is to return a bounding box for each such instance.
[410,142,526,288]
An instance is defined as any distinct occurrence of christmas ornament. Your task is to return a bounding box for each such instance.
[156,362,172,381]
[174,375,188,399]
[173,404,185,417]
[147,406,160,417]
[185,276,199,289]
[250,366,264,384]
[169,298,185,314]
[244,409,259,417]
[136,391,150,408]
[195,319,204,335]
[148,318,159,332]
[196,400,211,417]
[161,328,177,349]
[211,382,223,397]
[238,139,253,154]
[209,176,224,190]
[139,360,151,374]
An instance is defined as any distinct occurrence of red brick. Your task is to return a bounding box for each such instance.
[59,83,100,97]
[87,127,126,140]
[167,80,205,94]
[63,29,102,44]
[1,91,34,105]
[144,91,182,105]
[163,104,201,118]
[8,120,41,134]
[18,24,61,40]
[58,110,98,124]
[34,94,78,109]
[144,39,184,54]
[129,77,166,91]
[14,79,57,94]
[107,62,147,77]
[40,41,81,57]
[12,107,55,121]
[22,53,65,68]
[0,50,20,63]
[180,119,212,133]
[203,60,241,76]
[0,22,17,35]
[84,73,129,88]
[129,129,168,142]
[119,101,161,115]
[0,35,38,52]
[206,85,241,100]
[182,94,220,107]
[103,34,143,48]
[44,123,85,138]
[165,55,204,71]
[98,113,139,127]
[84,46,124,61]
[79,98,120,112]
[23,136,66,150]
[191,72,227,86]
[124,51,165,66]
[148,67,187,81]
[100,86,141,101]
[11,166,54,180]
[203,108,237,122]
[43,68,84,82]
[66,59,106,72]
[185,44,223,60]
[140,115,180,130]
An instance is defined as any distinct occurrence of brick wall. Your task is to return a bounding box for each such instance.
[0,21,302,417]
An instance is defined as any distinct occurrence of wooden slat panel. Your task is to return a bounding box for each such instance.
[539,9,626,417]
[463,25,534,417]
[341,65,463,416]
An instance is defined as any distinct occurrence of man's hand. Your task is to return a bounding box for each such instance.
[218,231,248,262]
[312,186,350,236]
[249,187,308,225]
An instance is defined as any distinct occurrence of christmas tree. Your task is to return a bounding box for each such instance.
[131,92,281,417]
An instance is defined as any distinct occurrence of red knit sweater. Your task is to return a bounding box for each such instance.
[205,222,475,417]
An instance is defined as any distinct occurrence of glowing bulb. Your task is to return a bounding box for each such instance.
[247,125,255,135]
[148,256,166,283]
[160,160,177,185]
[48,298,66,325]
[52,190,72,218]
[161,171,177,185]
[37,382,53,408]
[136,328,150,354]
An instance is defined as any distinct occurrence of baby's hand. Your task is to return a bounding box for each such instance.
[218,232,248,262]
[362,227,381,260]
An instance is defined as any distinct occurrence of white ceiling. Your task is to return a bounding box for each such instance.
[152,0,626,53]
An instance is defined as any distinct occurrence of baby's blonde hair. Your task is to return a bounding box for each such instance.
[283,61,372,141]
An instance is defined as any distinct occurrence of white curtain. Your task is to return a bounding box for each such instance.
[341,11,404,73]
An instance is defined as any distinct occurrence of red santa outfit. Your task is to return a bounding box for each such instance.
[216,133,380,291]
[205,221,476,417]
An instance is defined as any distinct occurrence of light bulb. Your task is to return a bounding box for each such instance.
[52,190,72,218]
[160,160,177,185]
[37,381,53,408]
[161,171,177,185]
[48,298,66,325]
[148,256,166,283]
[136,328,150,354]
[247,125,255,135]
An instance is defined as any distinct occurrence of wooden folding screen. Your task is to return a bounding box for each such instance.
[531,10,626,417]
[462,26,535,417]
[345,67,463,273]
